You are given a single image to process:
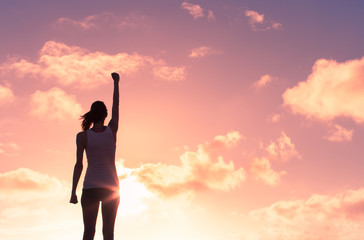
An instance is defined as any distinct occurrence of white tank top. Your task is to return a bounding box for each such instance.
[83,126,119,190]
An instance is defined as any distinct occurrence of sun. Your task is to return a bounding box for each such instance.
[116,164,153,217]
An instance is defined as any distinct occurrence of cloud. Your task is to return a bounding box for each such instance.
[0,168,66,202]
[207,131,244,150]
[181,2,215,21]
[283,57,364,124]
[245,10,264,24]
[181,2,205,19]
[324,124,353,142]
[0,142,19,156]
[266,131,300,162]
[250,157,286,186]
[252,74,276,89]
[249,132,297,186]
[119,131,246,198]
[0,168,75,240]
[245,10,282,31]
[30,87,83,121]
[55,12,148,30]
[207,10,216,22]
[0,84,14,104]
[188,46,221,58]
[0,41,186,88]
[153,65,186,82]
[268,113,284,123]
[272,22,283,30]
[250,188,364,240]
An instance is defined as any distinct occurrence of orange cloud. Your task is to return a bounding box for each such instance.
[266,131,300,162]
[249,132,297,185]
[0,168,74,240]
[245,10,282,31]
[30,87,83,121]
[207,131,244,150]
[0,84,14,104]
[250,188,364,239]
[0,41,186,88]
[283,57,364,123]
[189,46,221,58]
[0,168,66,203]
[0,168,61,191]
[324,124,353,142]
[252,74,276,89]
[250,157,286,186]
[119,132,246,198]
[181,2,205,19]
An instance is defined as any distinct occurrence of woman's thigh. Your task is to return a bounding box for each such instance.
[101,190,120,228]
[81,189,100,228]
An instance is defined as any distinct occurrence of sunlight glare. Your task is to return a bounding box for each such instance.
[117,165,152,217]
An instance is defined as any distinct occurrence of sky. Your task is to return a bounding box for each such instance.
[1,0,364,239]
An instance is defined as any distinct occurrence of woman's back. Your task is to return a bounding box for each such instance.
[83,126,119,190]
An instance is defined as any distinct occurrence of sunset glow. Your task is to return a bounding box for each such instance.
[1,1,364,240]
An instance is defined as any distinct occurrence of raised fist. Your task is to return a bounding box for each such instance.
[111,72,120,81]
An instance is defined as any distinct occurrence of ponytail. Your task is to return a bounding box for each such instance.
[81,111,93,131]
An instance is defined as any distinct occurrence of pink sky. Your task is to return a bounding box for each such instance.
[1,1,364,239]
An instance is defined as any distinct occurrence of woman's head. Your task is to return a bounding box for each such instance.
[81,101,108,131]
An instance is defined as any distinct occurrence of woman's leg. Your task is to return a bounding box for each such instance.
[81,190,100,240]
[101,191,120,240]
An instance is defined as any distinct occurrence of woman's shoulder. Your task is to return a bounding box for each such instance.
[76,131,87,141]
[77,131,87,137]
[76,131,87,147]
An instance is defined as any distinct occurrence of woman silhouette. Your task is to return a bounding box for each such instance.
[70,72,120,240]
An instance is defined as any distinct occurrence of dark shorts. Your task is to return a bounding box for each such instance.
[81,188,120,203]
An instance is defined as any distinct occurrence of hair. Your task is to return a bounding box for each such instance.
[81,101,108,131]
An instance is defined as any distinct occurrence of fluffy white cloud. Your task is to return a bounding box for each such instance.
[119,132,246,198]
[30,87,83,121]
[283,57,364,123]
[252,74,276,89]
[0,84,14,104]
[0,41,186,88]
[245,10,282,31]
[250,157,286,186]
[250,188,364,240]
[266,131,300,162]
[324,124,353,142]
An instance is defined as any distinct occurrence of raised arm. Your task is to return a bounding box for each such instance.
[70,132,86,204]
[109,72,120,140]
